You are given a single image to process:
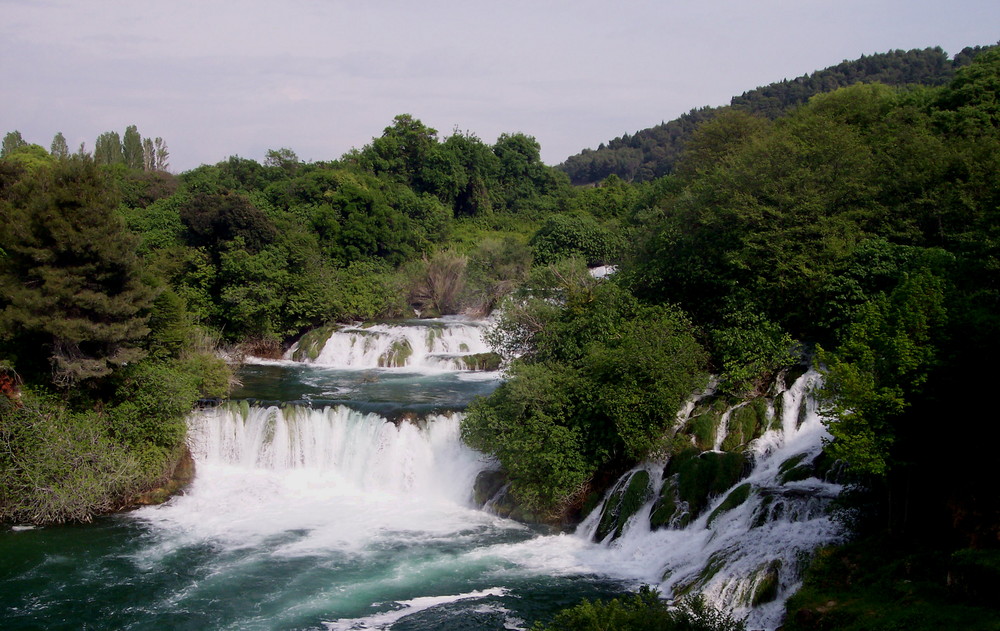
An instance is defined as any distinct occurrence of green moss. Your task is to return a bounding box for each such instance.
[781,464,814,484]
[378,339,413,367]
[750,560,782,606]
[720,398,769,452]
[706,482,753,527]
[778,452,809,475]
[670,450,750,521]
[687,410,722,451]
[649,478,678,530]
[751,494,774,529]
[779,453,815,484]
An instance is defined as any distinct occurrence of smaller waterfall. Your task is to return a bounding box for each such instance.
[285,318,496,371]
[580,369,844,630]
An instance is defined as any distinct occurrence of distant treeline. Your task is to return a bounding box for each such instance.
[559,45,996,185]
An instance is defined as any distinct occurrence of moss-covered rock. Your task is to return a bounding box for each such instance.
[458,352,502,371]
[474,470,546,524]
[720,398,769,452]
[779,452,817,484]
[472,469,507,507]
[649,478,679,530]
[378,339,413,367]
[595,470,653,541]
[290,325,338,362]
[750,560,782,606]
[650,450,752,530]
[706,482,753,527]
[672,449,751,521]
[685,399,728,451]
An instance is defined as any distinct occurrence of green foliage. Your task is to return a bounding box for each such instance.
[180,191,279,253]
[50,132,69,159]
[819,271,947,475]
[463,236,533,314]
[530,213,624,266]
[466,281,707,514]
[1,130,28,157]
[0,143,55,172]
[0,156,155,387]
[405,249,467,316]
[710,307,800,397]
[784,539,1000,631]
[532,587,746,631]
[462,362,593,513]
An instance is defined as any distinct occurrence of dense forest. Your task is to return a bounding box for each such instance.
[559,45,996,185]
[3,44,1000,630]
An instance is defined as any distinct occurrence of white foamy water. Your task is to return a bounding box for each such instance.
[140,406,500,551]
[287,318,493,371]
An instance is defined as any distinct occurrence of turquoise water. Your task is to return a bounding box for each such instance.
[1,361,631,631]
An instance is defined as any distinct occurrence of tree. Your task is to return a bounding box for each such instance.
[94,131,124,166]
[0,157,155,387]
[50,133,69,159]
[1,131,27,158]
[142,137,155,171]
[264,147,299,174]
[122,125,144,170]
[154,137,169,171]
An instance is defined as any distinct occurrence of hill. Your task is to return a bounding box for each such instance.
[558,45,995,185]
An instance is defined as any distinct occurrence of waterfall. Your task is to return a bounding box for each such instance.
[284,318,496,371]
[577,369,844,630]
[186,403,488,501]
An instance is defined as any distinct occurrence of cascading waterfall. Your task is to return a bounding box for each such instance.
[573,369,844,629]
[1,311,844,631]
[285,317,495,371]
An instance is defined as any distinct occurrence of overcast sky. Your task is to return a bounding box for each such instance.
[2,0,997,172]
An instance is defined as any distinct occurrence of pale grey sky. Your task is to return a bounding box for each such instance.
[2,0,997,171]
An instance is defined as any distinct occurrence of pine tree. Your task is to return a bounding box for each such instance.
[50,132,69,159]
[0,156,154,386]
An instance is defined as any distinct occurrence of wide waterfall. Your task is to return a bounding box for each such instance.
[187,404,486,500]
[1,317,842,631]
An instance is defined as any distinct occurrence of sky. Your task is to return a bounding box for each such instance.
[2,0,997,172]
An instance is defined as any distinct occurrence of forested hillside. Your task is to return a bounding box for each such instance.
[559,45,995,185]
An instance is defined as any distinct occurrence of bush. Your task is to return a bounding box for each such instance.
[531,587,745,631]
[530,213,624,266]
[0,391,144,524]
